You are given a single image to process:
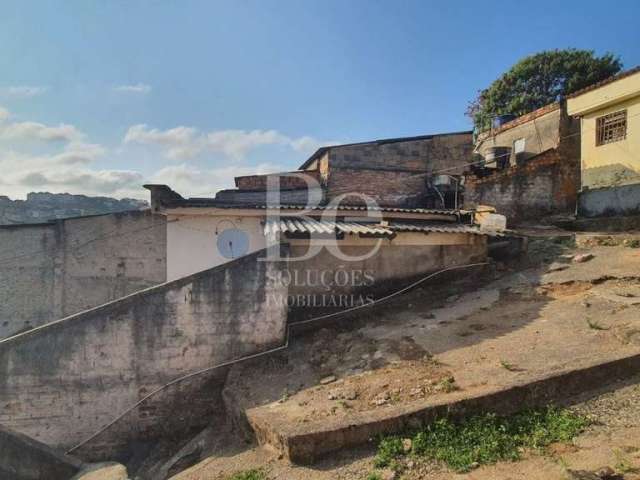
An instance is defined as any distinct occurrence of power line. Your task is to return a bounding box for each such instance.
[64,261,487,454]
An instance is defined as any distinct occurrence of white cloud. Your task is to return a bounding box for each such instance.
[52,142,108,165]
[124,124,196,145]
[0,106,339,201]
[149,162,283,197]
[0,106,143,199]
[124,124,200,159]
[289,135,334,153]
[0,145,143,199]
[114,83,152,94]
[123,124,336,161]
[1,86,49,98]
[0,121,84,142]
[206,129,288,159]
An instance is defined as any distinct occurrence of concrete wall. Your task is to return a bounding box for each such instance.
[578,183,640,217]
[0,247,289,463]
[0,424,83,480]
[0,210,167,339]
[465,149,580,225]
[282,232,487,314]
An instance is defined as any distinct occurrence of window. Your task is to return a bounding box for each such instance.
[513,138,526,154]
[596,110,627,146]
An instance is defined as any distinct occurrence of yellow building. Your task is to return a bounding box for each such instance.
[567,67,640,217]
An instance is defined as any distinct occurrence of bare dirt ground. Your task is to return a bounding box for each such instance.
[173,375,640,480]
[173,233,640,480]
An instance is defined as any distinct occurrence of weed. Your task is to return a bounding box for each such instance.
[389,391,402,404]
[366,472,382,480]
[624,239,640,249]
[228,468,268,480]
[597,236,619,247]
[587,318,609,331]
[374,407,587,473]
[500,360,518,371]
[374,437,404,468]
[437,376,459,393]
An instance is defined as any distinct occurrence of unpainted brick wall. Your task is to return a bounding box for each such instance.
[324,133,473,207]
[326,168,428,207]
[0,247,289,463]
[0,210,167,339]
[235,170,322,191]
[465,149,580,225]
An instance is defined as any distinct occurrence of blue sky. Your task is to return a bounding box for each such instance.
[1,0,639,199]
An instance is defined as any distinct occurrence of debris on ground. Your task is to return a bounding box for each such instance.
[574,253,595,263]
[319,375,337,385]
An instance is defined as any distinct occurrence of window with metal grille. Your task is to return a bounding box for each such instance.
[596,110,627,146]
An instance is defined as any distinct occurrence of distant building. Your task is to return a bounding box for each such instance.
[209,132,474,212]
[297,131,474,209]
[567,67,640,217]
[464,102,581,225]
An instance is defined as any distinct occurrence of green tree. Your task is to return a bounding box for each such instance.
[467,49,622,131]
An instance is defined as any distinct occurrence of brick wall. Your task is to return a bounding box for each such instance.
[325,168,429,207]
[0,210,167,339]
[0,247,289,463]
[465,149,580,225]
[235,170,322,191]
[324,133,473,207]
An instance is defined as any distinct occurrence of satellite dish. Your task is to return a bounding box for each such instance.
[216,228,249,259]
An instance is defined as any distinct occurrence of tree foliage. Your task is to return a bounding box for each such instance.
[467,49,623,131]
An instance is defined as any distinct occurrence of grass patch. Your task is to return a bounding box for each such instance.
[624,239,640,249]
[437,376,459,393]
[499,360,518,371]
[373,407,588,473]
[227,468,268,480]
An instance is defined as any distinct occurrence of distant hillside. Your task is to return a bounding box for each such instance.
[0,192,148,225]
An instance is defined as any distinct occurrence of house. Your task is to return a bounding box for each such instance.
[297,131,473,209]
[145,183,501,290]
[145,132,499,295]
[464,101,581,225]
[209,131,474,212]
[567,67,640,217]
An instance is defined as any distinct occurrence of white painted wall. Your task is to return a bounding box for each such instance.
[166,209,483,282]
[167,214,266,281]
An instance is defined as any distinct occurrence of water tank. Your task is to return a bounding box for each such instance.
[485,146,512,170]
[493,114,517,129]
[433,175,453,186]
